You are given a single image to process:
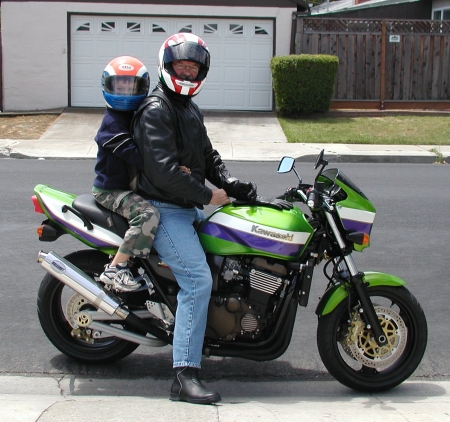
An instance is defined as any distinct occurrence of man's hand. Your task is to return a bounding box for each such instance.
[210,189,231,205]
[224,178,257,202]
[179,165,191,175]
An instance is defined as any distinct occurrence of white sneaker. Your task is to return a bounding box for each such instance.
[99,263,140,291]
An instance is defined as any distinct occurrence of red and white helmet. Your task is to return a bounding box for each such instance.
[102,56,149,111]
[158,33,210,97]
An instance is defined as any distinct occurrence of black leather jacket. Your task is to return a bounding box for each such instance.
[132,84,235,208]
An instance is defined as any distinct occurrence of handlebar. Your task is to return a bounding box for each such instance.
[283,181,332,211]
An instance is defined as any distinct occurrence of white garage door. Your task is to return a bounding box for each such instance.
[70,15,274,110]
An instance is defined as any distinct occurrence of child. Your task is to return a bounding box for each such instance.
[92,56,159,292]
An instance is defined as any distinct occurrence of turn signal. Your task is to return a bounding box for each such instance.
[36,224,60,241]
[37,225,45,238]
[347,232,370,246]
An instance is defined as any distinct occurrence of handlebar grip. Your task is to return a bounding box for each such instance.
[307,189,316,208]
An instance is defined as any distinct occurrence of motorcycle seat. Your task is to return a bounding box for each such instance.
[72,194,128,238]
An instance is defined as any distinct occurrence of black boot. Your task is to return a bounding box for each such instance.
[170,367,221,404]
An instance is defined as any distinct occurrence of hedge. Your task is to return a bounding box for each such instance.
[270,54,339,114]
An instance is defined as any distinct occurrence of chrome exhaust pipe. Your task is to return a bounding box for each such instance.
[37,250,172,345]
[89,321,167,347]
[37,251,127,318]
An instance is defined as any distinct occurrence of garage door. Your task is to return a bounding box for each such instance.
[70,15,274,110]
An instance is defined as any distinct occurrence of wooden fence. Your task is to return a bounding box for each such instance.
[293,18,450,109]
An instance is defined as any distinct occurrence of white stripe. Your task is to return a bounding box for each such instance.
[208,212,310,245]
[337,206,375,223]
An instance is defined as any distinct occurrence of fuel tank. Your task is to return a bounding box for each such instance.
[198,204,314,260]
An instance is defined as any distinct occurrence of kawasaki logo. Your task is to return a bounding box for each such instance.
[251,225,294,242]
[51,260,66,273]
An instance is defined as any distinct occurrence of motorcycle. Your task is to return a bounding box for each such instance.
[31,150,427,392]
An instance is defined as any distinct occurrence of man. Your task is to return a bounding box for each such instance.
[132,33,257,404]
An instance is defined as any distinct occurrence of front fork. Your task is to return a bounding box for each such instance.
[325,213,387,347]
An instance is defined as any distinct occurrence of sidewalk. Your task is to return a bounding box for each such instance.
[2,374,450,422]
[1,108,449,162]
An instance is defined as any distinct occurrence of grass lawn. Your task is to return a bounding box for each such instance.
[278,115,450,145]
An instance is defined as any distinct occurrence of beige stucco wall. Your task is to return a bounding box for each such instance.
[1,2,294,111]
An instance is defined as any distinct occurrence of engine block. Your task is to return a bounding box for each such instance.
[205,256,289,341]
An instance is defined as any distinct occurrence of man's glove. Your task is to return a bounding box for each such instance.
[224,177,257,202]
[233,196,293,210]
[255,196,294,210]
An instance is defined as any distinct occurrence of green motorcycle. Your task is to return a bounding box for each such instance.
[33,150,427,392]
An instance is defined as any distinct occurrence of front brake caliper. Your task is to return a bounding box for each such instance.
[346,310,365,345]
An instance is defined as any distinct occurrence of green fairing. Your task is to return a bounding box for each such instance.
[319,169,376,213]
[198,204,314,260]
[318,169,376,252]
[34,184,118,254]
[315,272,407,316]
[34,184,77,206]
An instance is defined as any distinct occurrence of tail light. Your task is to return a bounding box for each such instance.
[31,195,44,214]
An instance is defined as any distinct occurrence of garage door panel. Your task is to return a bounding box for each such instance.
[196,89,222,108]
[72,40,97,58]
[72,87,102,107]
[249,67,271,84]
[71,16,273,110]
[72,63,97,82]
[204,41,223,59]
[205,67,221,84]
[95,40,123,57]
[224,67,247,84]
[250,43,273,61]
[223,44,248,61]
[250,90,271,109]
[224,90,246,108]
[118,42,148,58]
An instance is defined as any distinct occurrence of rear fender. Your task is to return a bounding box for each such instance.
[33,184,121,254]
[315,272,406,316]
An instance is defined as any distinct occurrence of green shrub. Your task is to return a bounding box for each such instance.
[270,55,339,114]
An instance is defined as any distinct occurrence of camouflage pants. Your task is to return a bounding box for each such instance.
[92,187,159,258]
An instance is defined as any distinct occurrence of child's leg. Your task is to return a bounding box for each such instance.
[92,188,159,291]
[92,188,160,260]
[116,193,160,259]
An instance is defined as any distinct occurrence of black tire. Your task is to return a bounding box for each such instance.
[37,250,140,364]
[317,286,427,392]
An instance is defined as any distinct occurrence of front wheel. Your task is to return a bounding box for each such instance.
[317,286,427,392]
[37,250,141,364]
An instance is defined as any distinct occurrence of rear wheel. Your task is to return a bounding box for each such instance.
[37,250,140,363]
[317,286,427,392]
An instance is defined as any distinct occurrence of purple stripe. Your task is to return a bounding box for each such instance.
[45,208,117,248]
[201,222,302,257]
[342,219,373,235]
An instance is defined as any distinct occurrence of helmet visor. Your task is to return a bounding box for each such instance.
[163,42,210,68]
[103,75,149,96]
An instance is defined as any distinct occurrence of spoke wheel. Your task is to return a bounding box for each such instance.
[317,286,427,392]
[37,250,140,364]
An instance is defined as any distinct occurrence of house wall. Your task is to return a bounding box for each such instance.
[316,3,432,19]
[433,0,450,8]
[1,1,295,111]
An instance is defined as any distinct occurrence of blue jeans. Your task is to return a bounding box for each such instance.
[149,201,211,369]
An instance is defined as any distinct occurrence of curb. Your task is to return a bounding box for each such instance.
[1,151,446,164]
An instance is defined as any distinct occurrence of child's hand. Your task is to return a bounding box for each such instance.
[179,166,191,175]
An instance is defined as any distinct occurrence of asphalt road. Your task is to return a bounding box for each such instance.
[0,158,449,381]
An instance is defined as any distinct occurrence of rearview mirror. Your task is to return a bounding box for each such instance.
[277,156,295,174]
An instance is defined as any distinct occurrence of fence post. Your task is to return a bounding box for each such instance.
[295,18,304,55]
[380,20,387,110]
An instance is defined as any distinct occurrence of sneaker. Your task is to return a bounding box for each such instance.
[99,263,140,292]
